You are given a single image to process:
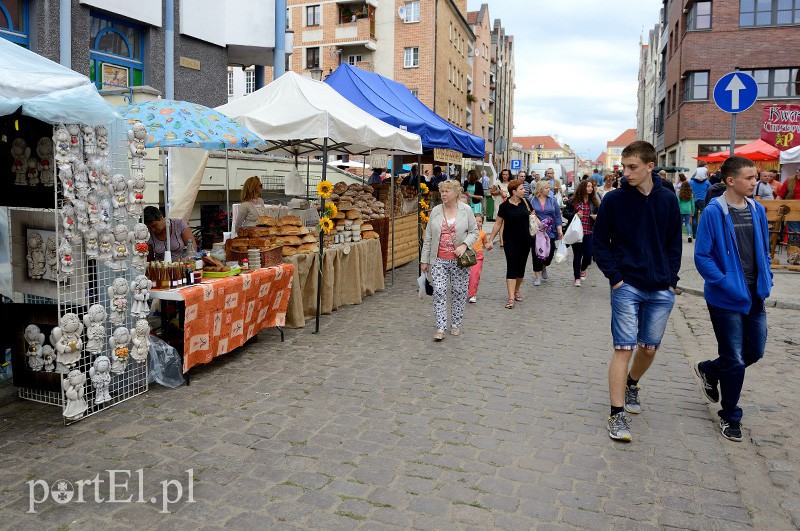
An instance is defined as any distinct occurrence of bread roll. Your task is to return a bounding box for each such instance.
[333,181,348,194]
[255,216,277,227]
[247,227,273,237]
[361,223,374,231]
[282,246,299,257]
[334,212,346,220]
[277,226,302,236]
[297,243,317,253]
[301,234,317,243]
[275,235,302,246]
[277,215,303,227]
[338,201,354,211]
[361,230,379,239]
[299,226,311,235]
[345,210,360,220]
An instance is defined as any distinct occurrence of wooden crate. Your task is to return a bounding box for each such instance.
[386,213,421,268]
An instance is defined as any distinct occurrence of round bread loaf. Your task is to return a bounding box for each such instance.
[278,215,303,227]
[361,230,379,239]
[282,246,299,256]
[255,216,277,227]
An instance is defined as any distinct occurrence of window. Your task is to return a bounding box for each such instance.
[347,54,362,65]
[742,67,800,98]
[410,88,419,98]
[447,99,451,119]
[404,1,419,23]
[227,69,234,96]
[306,47,320,69]
[448,61,451,81]
[683,71,709,101]
[404,47,419,68]
[657,100,665,134]
[245,70,254,94]
[667,88,672,114]
[672,83,677,112]
[306,5,321,26]
[687,1,712,29]
[89,12,144,89]
[483,72,487,86]
[740,0,800,26]
[0,0,29,46]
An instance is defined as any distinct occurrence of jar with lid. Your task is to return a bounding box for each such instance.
[210,243,226,264]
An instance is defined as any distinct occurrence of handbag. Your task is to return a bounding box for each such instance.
[522,198,540,236]
[563,211,583,244]
[457,247,478,268]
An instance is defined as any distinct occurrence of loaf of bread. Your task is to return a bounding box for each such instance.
[345,210,360,220]
[278,215,302,227]
[277,226,302,236]
[297,243,317,253]
[282,246,299,256]
[255,216,277,227]
[361,223,374,231]
[361,230,379,240]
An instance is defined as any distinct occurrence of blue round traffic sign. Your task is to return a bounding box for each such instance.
[713,72,758,114]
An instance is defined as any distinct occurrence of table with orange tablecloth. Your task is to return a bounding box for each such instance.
[150,264,294,373]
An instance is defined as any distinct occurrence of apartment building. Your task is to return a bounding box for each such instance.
[636,21,662,147]
[491,19,515,170]
[606,129,637,171]
[467,4,492,160]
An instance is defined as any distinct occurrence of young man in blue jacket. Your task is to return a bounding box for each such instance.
[693,156,773,442]
[594,141,682,442]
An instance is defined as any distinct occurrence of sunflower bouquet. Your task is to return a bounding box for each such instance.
[317,180,333,199]
[419,183,429,195]
[319,216,334,235]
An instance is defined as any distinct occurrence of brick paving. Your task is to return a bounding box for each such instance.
[0,241,797,529]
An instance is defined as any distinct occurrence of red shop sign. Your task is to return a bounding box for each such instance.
[761,103,800,150]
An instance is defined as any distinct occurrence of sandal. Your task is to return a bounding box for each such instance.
[505,299,514,309]
[514,291,523,301]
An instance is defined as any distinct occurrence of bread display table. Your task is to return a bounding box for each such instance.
[282,238,384,328]
[150,264,294,372]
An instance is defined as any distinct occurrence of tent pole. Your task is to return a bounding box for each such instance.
[417,153,422,270]
[163,148,172,262]
[306,156,310,199]
[315,138,328,333]
[362,154,367,185]
[390,153,396,287]
[225,149,231,232]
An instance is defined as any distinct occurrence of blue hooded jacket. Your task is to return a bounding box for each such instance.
[694,196,773,312]
[593,172,682,290]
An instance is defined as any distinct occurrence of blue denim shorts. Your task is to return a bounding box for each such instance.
[610,283,675,350]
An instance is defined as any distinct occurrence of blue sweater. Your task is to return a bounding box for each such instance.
[689,177,711,203]
[694,196,773,312]
[593,173,682,290]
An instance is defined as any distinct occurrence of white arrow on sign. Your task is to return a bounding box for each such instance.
[725,74,746,111]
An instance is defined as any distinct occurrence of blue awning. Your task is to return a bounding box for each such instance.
[325,64,486,159]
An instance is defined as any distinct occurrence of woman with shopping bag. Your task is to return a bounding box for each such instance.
[529,180,563,286]
[564,179,599,286]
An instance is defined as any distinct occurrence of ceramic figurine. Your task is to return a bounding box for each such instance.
[98,159,111,188]
[82,304,107,355]
[86,156,101,189]
[66,124,81,160]
[86,191,101,225]
[62,370,88,420]
[60,203,79,244]
[57,164,76,200]
[109,326,131,374]
[37,138,55,187]
[129,319,150,362]
[130,275,152,318]
[97,229,113,260]
[89,355,112,405]
[24,324,46,371]
[130,223,149,271]
[109,174,128,221]
[82,125,96,156]
[55,361,69,374]
[108,277,129,325]
[46,235,58,278]
[54,124,71,163]
[11,138,28,185]
[72,161,90,199]
[41,345,56,372]
[26,232,46,279]
[109,224,130,269]
[97,195,112,231]
[58,240,75,278]
[84,228,99,259]
[128,122,147,169]
[73,199,90,235]
[26,155,40,186]
[127,172,146,217]
[95,125,109,156]
[51,312,84,368]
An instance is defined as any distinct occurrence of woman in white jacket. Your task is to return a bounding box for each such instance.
[421,179,479,341]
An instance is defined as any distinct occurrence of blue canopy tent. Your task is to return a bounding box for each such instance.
[325,64,485,159]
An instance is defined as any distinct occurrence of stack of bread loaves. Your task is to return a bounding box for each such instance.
[328,182,386,221]
[233,215,317,257]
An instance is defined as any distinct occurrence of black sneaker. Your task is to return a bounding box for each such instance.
[624,384,641,414]
[693,362,719,403]
[720,419,742,442]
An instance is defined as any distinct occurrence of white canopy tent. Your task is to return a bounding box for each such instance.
[780,146,800,181]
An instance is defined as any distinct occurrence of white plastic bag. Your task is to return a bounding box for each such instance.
[554,239,568,264]
[564,215,584,245]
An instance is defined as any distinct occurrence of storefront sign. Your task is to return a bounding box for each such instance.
[433,148,462,165]
[761,104,800,150]
[179,56,201,71]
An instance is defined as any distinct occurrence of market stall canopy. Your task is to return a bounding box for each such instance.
[779,145,800,164]
[324,64,486,159]
[216,71,422,156]
[654,166,690,173]
[695,139,780,163]
[0,37,120,126]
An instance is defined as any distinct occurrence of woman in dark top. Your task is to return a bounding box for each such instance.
[564,179,599,287]
[144,206,195,261]
[462,169,485,215]
[487,179,532,309]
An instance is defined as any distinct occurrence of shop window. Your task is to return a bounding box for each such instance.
[404,1,420,23]
[89,12,144,89]
[0,0,28,46]
[306,47,320,69]
[687,1,712,29]
[404,47,419,68]
[683,71,709,101]
[245,70,254,94]
[742,67,800,98]
[740,0,800,26]
[306,5,321,26]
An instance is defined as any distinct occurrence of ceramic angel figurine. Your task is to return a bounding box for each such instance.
[130,275,152,318]
[46,235,58,278]
[109,326,131,374]
[97,229,113,260]
[51,312,83,368]
[109,224,130,269]
[130,319,150,362]
[25,324,46,371]
[57,164,75,200]
[62,369,88,420]
[73,199,90,235]
[27,232,46,279]
[82,125,96,156]
[127,172,146,217]
[84,228,99,259]
[83,304,107,355]
[86,156,101,189]
[89,355,112,405]
[128,122,147,169]
[108,277,129,325]
[59,240,75,279]
[130,223,149,271]
[86,191,101,226]
[54,124,71,163]
[95,125,109,156]
[37,137,55,187]
[41,345,56,372]
[11,138,28,185]
[66,124,81,160]
[109,174,128,221]
[73,161,90,199]
[26,155,39,186]
[60,203,79,244]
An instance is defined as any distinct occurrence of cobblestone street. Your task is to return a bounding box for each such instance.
[1,242,798,529]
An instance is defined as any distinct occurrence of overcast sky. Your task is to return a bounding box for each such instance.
[467,0,663,160]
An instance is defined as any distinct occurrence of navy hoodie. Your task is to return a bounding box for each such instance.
[593,172,682,290]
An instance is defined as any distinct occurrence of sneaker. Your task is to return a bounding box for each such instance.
[450,326,460,336]
[533,277,542,286]
[468,296,477,303]
[580,270,587,279]
[719,419,742,442]
[433,330,445,341]
[693,362,719,403]
[608,412,632,442]
[624,384,641,414]
[541,268,548,280]
[573,279,581,287]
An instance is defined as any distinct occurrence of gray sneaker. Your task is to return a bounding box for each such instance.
[624,384,641,414]
[608,412,632,442]
[533,277,542,286]
[541,268,548,279]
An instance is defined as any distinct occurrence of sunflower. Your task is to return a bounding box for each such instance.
[419,183,429,195]
[325,203,339,218]
[419,199,429,210]
[319,216,334,234]
[317,180,333,198]
[420,212,429,223]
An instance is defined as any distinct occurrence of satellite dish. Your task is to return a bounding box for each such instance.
[397,6,406,19]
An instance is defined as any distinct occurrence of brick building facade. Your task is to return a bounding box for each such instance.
[467,4,492,159]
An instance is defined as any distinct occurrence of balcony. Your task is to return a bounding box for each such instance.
[335,4,376,43]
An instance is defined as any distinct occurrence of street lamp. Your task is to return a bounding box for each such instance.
[310,66,323,81]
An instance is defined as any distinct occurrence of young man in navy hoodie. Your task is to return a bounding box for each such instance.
[594,141,682,442]
[693,156,772,442]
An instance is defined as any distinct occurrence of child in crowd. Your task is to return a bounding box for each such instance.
[468,214,489,303]
[678,181,696,243]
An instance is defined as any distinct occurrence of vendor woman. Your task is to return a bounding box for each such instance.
[235,176,266,232]
[144,206,195,261]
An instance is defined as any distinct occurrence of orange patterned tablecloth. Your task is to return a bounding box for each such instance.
[180,264,294,372]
